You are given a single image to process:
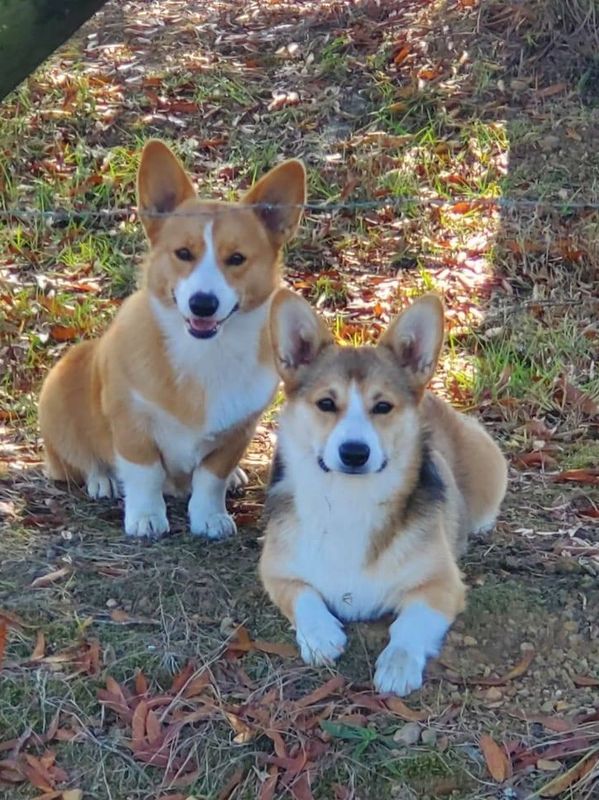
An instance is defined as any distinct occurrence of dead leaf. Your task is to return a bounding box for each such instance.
[170,660,196,694]
[134,670,149,696]
[514,451,558,470]
[225,713,255,745]
[252,639,297,658]
[554,376,599,416]
[49,325,80,343]
[537,82,568,99]
[218,766,246,800]
[131,700,149,747]
[62,791,83,800]
[259,765,279,800]
[451,201,473,214]
[572,674,599,687]
[294,676,345,708]
[0,620,7,666]
[109,608,131,623]
[31,567,71,589]
[553,468,599,485]
[393,46,410,65]
[384,697,429,721]
[31,630,46,660]
[538,752,599,797]
[479,734,510,782]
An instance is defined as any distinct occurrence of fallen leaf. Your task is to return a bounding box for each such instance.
[259,765,279,800]
[384,697,429,721]
[0,620,6,666]
[252,639,297,658]
[451,201,473,214]
[537,759,562,772]
[31,567,71,589]
[225,713,255,745]
[554,376,599,416]
[479,734,510,782]
[572,674,599,687]
[218,766,246,800]
[294,676,345,708]
[513,451,558,470]
[553,469,599,485]
[62,790,83,800]
[109,608,131,623]
[538,752,599,797]
[31,630,46,660]
[393,46,411,65]
[170,661,196,694]
[49,325,80,342]
[537,82,568,99]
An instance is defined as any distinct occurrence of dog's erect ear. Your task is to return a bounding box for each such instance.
[381,294,444,395]
[269,289,333,389]
[243,160,307,248]
[137,140,196,242]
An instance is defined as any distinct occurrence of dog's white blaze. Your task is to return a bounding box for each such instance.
[115,456,169,537]
[173,222,239,320]
[150,296,278,441]
[374,602,449,695]
[322,383,385,472]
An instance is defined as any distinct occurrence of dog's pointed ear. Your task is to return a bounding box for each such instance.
[137,140,196,242]
[270,288,333,389]
[381,295,444,395]
[243,160,306,248]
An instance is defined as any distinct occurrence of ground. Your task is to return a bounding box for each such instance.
[0,1,598,799]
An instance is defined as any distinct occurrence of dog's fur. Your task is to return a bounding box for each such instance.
[39,141,306,538]
[260,289,507,696]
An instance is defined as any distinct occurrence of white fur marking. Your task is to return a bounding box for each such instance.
[321,383,386,473]
[116,456,169,538]
[173,222,239,320]
[188,466,236,539]
[294,588,347,665]
[150,297,278,440]
[374,602,449,695]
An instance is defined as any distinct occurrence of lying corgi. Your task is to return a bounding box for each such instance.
[260,290,507,696]
[39,141,306,539]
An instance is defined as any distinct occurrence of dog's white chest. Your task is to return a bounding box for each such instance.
[136,300,278,473]
[288,480,396,621]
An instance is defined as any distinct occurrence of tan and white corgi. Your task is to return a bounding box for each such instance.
[39,141,306,539]
[260,290,507,696]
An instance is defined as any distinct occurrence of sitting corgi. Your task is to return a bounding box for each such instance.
[39,142,306,539]
[260,289,507,696]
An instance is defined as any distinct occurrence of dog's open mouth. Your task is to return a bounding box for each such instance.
[185,304,239,340]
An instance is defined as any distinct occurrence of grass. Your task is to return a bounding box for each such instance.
[1,0,599,798]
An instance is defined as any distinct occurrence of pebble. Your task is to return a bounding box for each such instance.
[392,722,421,746]
[421,728,437,746]
[463,635,478,647]
[520,641,535,652]
[485,687,503,702]
[106,598,118,608]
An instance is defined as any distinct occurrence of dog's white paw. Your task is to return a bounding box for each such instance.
[86,472,119,500]
[227,467,248,495]
[124,508,169,539]
[190,512,237,540]
[374,646,425,696]
[297,614,347,665]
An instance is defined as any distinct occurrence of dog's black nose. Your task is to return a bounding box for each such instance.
[339,440,370,468]
[189,292,219,317]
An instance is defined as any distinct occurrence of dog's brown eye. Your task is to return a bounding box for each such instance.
[175,247,194,261]
[372,401,393,414]
[225,252,246,266]
[317,398,337,413]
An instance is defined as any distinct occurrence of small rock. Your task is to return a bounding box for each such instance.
[485,687,503,702]
[463,635,478,647]
[106,598,118,608]
[537,758,561,772]
[421,728,438,746]
[520,641,535,652]
[393,722,421,746]
[564,620,578,632]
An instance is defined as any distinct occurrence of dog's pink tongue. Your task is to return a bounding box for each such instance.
[189,317,216,332]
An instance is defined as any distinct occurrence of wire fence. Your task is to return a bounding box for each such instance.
[1,194,599,223]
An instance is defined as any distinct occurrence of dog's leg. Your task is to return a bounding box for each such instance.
[189,421,255,539]
[374,568,465,696]
[113,422,168,538]
[262,576,347,665]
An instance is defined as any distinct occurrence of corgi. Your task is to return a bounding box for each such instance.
[39,141,306,539]
[260,289,507,696]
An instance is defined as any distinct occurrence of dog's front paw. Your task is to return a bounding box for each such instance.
[296,614,347,665]
[124,508,169,539]
[374,645,425,696]
[87,472,120,500]
[190,512,237,540]
[227,467,248,496]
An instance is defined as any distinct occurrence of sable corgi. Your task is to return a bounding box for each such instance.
[260,290,507,696]
[39,141,306,539]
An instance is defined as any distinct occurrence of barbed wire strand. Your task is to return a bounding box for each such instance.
[1,194,599,223]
